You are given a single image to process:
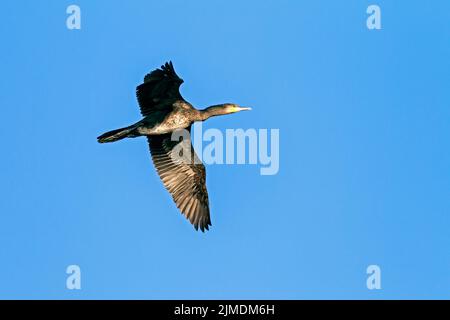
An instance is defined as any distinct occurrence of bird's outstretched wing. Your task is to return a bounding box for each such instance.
[136,61,185,117]
[148,128,211,231]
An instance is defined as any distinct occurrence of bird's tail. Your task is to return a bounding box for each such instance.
[97,126,136,143]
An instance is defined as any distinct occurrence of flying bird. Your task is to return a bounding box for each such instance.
[97,62,251,231]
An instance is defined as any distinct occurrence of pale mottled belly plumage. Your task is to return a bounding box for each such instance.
[137,107,195,135]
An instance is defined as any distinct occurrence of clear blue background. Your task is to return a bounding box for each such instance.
[0,0,449,299]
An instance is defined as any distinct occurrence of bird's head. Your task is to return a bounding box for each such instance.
[201,103,252,120]
[222,103,252,114]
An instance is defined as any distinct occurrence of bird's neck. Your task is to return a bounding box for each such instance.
[198,105,230,121]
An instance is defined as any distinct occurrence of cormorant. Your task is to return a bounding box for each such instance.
[97,62,250,232]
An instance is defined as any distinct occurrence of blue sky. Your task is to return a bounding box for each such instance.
[0,0,449,299]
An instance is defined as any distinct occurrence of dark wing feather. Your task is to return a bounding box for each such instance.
[148,129,211,231]
[136,61,184,117]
